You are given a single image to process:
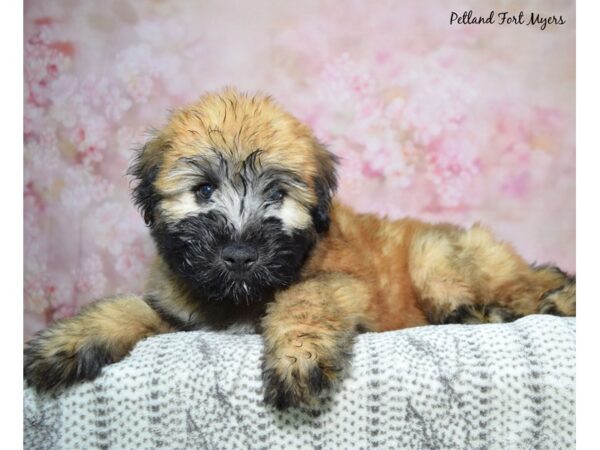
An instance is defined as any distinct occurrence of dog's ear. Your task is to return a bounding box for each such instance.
[128,136,166,227]
[311,142,339,234]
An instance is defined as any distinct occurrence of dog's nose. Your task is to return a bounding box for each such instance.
[221,243,258,271]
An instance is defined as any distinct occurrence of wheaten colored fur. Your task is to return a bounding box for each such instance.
[24,89,575,409]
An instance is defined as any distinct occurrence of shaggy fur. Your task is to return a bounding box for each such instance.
[24,88,576,409]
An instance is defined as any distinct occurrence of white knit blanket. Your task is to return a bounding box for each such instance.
[24,315,575,450]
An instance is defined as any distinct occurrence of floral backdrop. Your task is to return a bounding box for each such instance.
[24,0,575,339]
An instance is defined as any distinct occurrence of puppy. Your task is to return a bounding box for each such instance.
[24,88,576,409]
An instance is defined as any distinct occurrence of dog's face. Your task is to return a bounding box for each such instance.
[129,89,337,304]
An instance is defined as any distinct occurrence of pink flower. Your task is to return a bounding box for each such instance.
[59,167,114,210]
[73,254,107,300]
[426,138,480,208]
[395,64,475,146]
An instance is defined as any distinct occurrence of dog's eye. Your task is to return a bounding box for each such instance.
[194,183,216,201]
[267,188,285,203]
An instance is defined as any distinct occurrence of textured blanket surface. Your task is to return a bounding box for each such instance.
[24,315,575,450]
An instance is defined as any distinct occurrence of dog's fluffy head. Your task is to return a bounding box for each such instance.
[129,88,338,304]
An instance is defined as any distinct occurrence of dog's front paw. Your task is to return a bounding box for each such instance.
[261,330,350,410]
[24,325,116,393]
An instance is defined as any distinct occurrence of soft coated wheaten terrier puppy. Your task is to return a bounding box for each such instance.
[24,89,576,409]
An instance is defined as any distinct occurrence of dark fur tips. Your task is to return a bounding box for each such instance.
[441,304,521,325]
[262,366,294,411]
[311,144,338,234]
[24,338,114,393]
[128,138,166,226]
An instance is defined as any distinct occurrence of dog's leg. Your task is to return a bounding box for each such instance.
[409,225,576,324]
[534,265,576,316]
[24,295,174,393]
[441,304,522,324]
[261,273,371,410]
